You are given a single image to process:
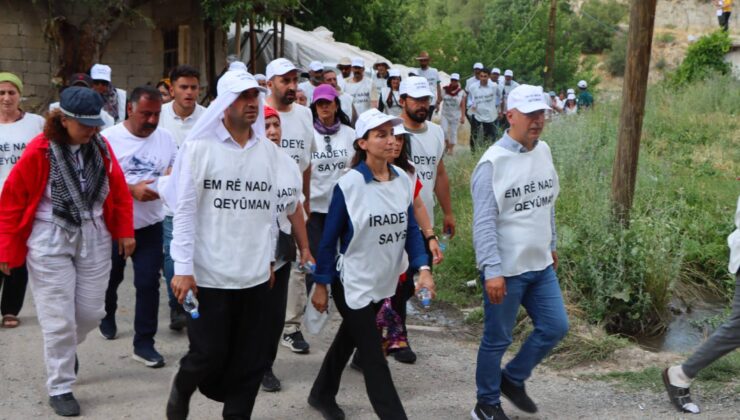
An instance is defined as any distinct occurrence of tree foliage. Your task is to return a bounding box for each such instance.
[573,0,628,54]
[671,30,732,86]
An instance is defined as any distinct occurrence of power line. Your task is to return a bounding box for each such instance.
[491,1,546,65]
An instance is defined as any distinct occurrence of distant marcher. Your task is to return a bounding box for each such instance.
[0,72,44,329]
[547,91,562,118]
[663,194,740,414]
[344,58,374,114]
[165,71,281,420]
[414,51,442,119]
[466,62,484,92]
[157,79,173,103]
[576,80,593,110]
[261,105,314,393]
[716,0,733,31]
[255,73,268,87]
[90,64,127,124]
[337,57,353,80]
[0,87,134,417]
[440,73,466,155]
[298,61,325,103]
[471,85,568,420]
[467,68,501,152]
[308,109,434,420]
[372,59,391,102]
[99,86,177,370]
[296,88,309,107]
[564,93,578,115]
[324,69,357,123]
[158,65,206,331]
[50,74,116,129]
[378,69,403,117]
[499,69,519,119]
[490,68,506,130]
[465,63,484,129]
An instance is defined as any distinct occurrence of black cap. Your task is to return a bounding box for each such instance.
[59,86,105,127]
[69,73,93,88]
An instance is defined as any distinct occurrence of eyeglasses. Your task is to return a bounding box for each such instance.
[324,135,332,153]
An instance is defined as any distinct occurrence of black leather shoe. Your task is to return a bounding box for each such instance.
[74,354,79,375]
[500,374,537,413]
[308,394,345,420]
[261,369,281,392]
[393,347,417,364]
[169,307,187,331]
[49,392,80,417]
[166,380,192,420]
[470,402,510,420]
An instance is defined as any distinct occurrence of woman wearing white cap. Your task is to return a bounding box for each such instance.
[165,70,282,419]
[0,86,135,416]
[440,73,466,155]
[309,109,434,420]
[378,69,403,117]
[564,93,578,115]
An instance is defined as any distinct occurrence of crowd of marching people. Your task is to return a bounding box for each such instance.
[0,47,737,420]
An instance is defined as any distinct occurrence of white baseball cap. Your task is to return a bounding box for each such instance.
[577,80,588,88]
[266,58,298,80]
[399,76,433,98]
[491,67,501,74]
[355,109,403,139]
[567,88,575,95]
[567,93,576,100]
[393,125,408,136]
[507,85,551,113]
[473,62,484,70]
[351,57,365,67]
[228,61,248,72]
[217,70,267,97]
[309,61,324,72]
[504,69,514,77]
[450,73,460,81]
[90,64,112,82]
[388,69,401,78]
[255,73,266,81]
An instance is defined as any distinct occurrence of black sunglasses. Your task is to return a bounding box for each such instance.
[324,135,332,153]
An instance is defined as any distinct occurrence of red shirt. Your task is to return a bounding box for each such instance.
[0,134,134,268]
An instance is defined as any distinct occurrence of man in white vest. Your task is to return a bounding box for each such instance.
[470,85,569,420]
[165,70,281,419]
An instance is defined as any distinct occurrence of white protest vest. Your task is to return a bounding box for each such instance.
[310,124,355,214]
[275,150,303,234]
[408,123,445,226]
[478,141,559,277]
[187,138,280,289]
[337,166,414,309]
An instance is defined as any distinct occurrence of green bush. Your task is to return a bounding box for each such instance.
[435,74,740,335]
[573,0,629,54]
[656,32,676,44]
[670,30,732,86]
[606,31,628,76]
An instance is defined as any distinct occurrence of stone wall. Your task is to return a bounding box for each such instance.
[0,0,225,111]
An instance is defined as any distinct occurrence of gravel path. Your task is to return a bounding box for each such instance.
[1,269,738,419]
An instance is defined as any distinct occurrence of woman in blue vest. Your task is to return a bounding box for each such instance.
[309,109,434,420]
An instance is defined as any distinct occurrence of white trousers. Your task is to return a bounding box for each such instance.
[26,218,112,396]
[440,115,460,144]
[283,263,307,334]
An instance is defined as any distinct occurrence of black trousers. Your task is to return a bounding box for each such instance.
[470,116,496,153]
[310,279,408,420]
[266,263,292,369]
[719,12,731,31]
[174,282,270,418]
[305,212,327,293]
[392,236,433,337]
[427,105,436,121]
[0,264,28,316]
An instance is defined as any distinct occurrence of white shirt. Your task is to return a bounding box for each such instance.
[310,124,355,213]
[441,89,464,120]
[278,104,315,172]
[468,82,500,123]
[170,122,280,288]
[344,77,373,115]
[0,112,44,191]
[159,101,206,146]
[372,75,388,101]
[406,122,445,225]
[115,88,127,124]
[102,123,177,229]
[338,92,355,120]
[416,67,441,102]
[298,81,319,103]
[379,88,403,117]
[729,195,740,275]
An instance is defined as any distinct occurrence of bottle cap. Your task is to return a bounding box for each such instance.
[191,310,200,319]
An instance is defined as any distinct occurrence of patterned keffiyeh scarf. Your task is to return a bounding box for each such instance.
[48,134,110,232]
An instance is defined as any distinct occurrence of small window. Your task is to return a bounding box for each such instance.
[163,29,178,77]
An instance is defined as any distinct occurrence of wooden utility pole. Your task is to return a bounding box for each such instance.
[234,14,242,59]
[610,0,657,226]
[544,0,557,90]
[249,13,257,73]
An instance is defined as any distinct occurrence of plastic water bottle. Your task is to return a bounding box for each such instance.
[298,262,316,274]
[439,233,450,252]
[417,287,432,309]
[183,290,200,319]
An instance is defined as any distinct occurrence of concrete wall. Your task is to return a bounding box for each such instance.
[0,0,225,111]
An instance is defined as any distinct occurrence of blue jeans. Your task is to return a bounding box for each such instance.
[476,265,569,405]
[162,216,177,310]
[105,222,163,350]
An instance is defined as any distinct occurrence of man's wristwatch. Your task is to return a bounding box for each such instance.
[425,234,439,243]
[419,265,431,272]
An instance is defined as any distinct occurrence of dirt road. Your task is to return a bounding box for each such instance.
[1,271,738,419]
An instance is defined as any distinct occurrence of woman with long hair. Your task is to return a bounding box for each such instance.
[378,69,403,117]
[308,109,434,420]
[0,87,134,417]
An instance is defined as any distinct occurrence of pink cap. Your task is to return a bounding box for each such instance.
[312,84,338,104]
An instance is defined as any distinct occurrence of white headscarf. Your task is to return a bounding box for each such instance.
[162,69,268,209]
